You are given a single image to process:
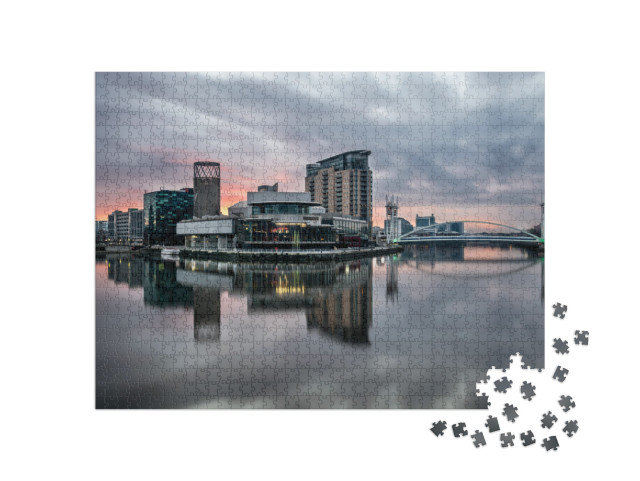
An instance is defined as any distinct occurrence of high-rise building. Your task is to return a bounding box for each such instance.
[193,162,221,218]
[305,150,373,235]
[144,188,194,244]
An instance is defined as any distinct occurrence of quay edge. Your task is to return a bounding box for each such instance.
[178,245,403,264]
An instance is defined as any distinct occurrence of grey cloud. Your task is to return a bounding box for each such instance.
[96,72,543,227]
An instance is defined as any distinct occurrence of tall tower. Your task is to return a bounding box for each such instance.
[193,162,221,218]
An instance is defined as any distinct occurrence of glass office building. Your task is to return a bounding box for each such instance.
[143,188,194,245]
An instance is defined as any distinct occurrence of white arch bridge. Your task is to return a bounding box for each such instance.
[394,221,544,245]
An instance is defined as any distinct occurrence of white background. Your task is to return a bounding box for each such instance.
[2,1,639,479]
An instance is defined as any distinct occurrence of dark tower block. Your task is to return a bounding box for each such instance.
[193,162,221,218]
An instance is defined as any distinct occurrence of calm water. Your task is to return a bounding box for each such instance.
[96,245,544,408]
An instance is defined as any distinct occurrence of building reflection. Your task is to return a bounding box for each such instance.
[305,262,373,344]
[106,254,144,287]
[193,287,221,342]
[177,259,373,345]
[386,256,399,303]
[143,259,194,307]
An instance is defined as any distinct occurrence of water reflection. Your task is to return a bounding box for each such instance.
[177,260,373,345]
[96,245,544,408]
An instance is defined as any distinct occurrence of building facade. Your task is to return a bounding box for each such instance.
[305,150,373,235]
[144,188,194,245]
[106,208,143,244]
[240,190,334,249]
[398,217,413,235]
[416,214,436,228]
[96,220,108,242]
[193,162,221,218]
[178,188,336,250]
[320,214,369,247]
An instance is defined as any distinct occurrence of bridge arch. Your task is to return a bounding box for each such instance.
[395,220,543,243]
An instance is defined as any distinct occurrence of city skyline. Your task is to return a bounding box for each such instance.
[96,72,544,228]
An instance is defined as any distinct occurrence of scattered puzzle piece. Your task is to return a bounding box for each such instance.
[552,303,567,319]
[485,415,501,433]
[471,430,486,448]
[575,330,589,345]
[541,411,558,429]
[541,436,559,451]
[431,421,447,436]
[494,376,513,393]
[452,423,468,438]
[521,381,536,401]
[500,432,515,447]
[563,420,579,437]
[502,403,519,422]
[521,431,536,447]
[553,338,569,355]
[559,395,576,412]
[553,366,569,383]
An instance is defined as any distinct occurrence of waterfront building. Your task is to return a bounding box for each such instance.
[416,214,436,228]
[305,150,373,234]
[193,161,221,218]
[240,189,334,249]
[398,217,413,235]
[178,188,335,250]
[106,208,143,244]
[128,208,144,244]
[321,214,369,246]
[177,215,236,250]
[107,211,120,239]
[227,200,251,218]
[143,188,194,245]
[96,220,108,243]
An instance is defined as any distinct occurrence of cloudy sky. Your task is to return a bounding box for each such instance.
[96,72,544,228]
